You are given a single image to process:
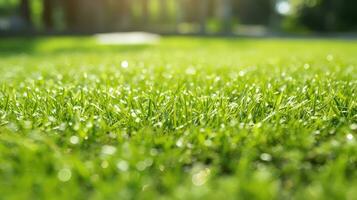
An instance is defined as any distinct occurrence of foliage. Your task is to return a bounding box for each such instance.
[291,0,357,31]
[234,0,274,25]
[0,0,20,16]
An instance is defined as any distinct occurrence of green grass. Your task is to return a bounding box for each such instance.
[0,36,356,200]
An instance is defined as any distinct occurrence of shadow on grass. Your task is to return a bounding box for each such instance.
[0,36,151,56]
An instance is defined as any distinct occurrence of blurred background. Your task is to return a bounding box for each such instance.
[0,0,357,36]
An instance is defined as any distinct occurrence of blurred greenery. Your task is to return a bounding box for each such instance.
[0,0,356,34]
[290,0,357,31]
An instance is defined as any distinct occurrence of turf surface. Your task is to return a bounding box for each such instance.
[0,37,356,199]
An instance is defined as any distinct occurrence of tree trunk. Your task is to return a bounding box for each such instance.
[269,0,280,31]
[142,0,150,25]
[118,0,131,30]
[159,0,168,22]
[199,0,208,34]
[20,0,31,28]
[63,0,79,31]
[175,0,184,32]
[43,0,54,30]
[221,0,232,34]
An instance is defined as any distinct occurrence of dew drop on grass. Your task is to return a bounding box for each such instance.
[260,153,272,162]
[176,138,184,148]
[121,60,129,68]
[159,165,165,171]
[48,116,56,122]
[155,121,163,128]
[108,132,117,139]
[326,54,334,62]
[144,158,153,167]
[350,124,357,131]
[214,76,221,82]
[131,111,137,118]
[346,133,354,141]
[58,123,66,131]
[57,168,72,182]
[150,148,158,156]
[86,122,93,128]
[204,139,213,147]
[135,118,141,123]
[135,158,153,171]
[136,161,147,171]
[23,121,32,129]
[101,145,117,156]
[331,140,340,147]
[192,168,210,186]
[117,160,129,171]
[329,129,336,135]
[185,68,196,75]
[73,123,80,131]
[70,136,79,144]
[313,130,320,135]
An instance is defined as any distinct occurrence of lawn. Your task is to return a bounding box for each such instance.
[0,36,356,199]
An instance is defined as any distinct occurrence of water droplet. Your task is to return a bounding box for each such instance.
[346,133,354,141]
[260,153,272,162]
[155,121,163,128]
[121,60,129,68]
[326,54,334,62]
[150,148,158,156]
[101,145,117,155]
[58,168,72,182]
[214,76,221,82]
[48,116,56,122]
[192,168,210,186]
[313,130,320,135]
[144,158,153,167]
[117,160,129,171]
[176,138,184,148]
[136,161,147,171]
[70,136,79,144]
[185,68,196,75]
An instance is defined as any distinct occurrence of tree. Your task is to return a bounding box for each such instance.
[19,0,31,28]
[234,0,274,25]
[115,0,132,30]
[43,0,54,30]
[63,0,80,31]
[62,0,108,32]
[142,0,150,24]
[199,0,208,34]
[220,0,232,33]
[294,0,357,31]
[159,0,168,22]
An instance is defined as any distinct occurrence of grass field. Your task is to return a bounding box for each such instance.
[0,37,356,199]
